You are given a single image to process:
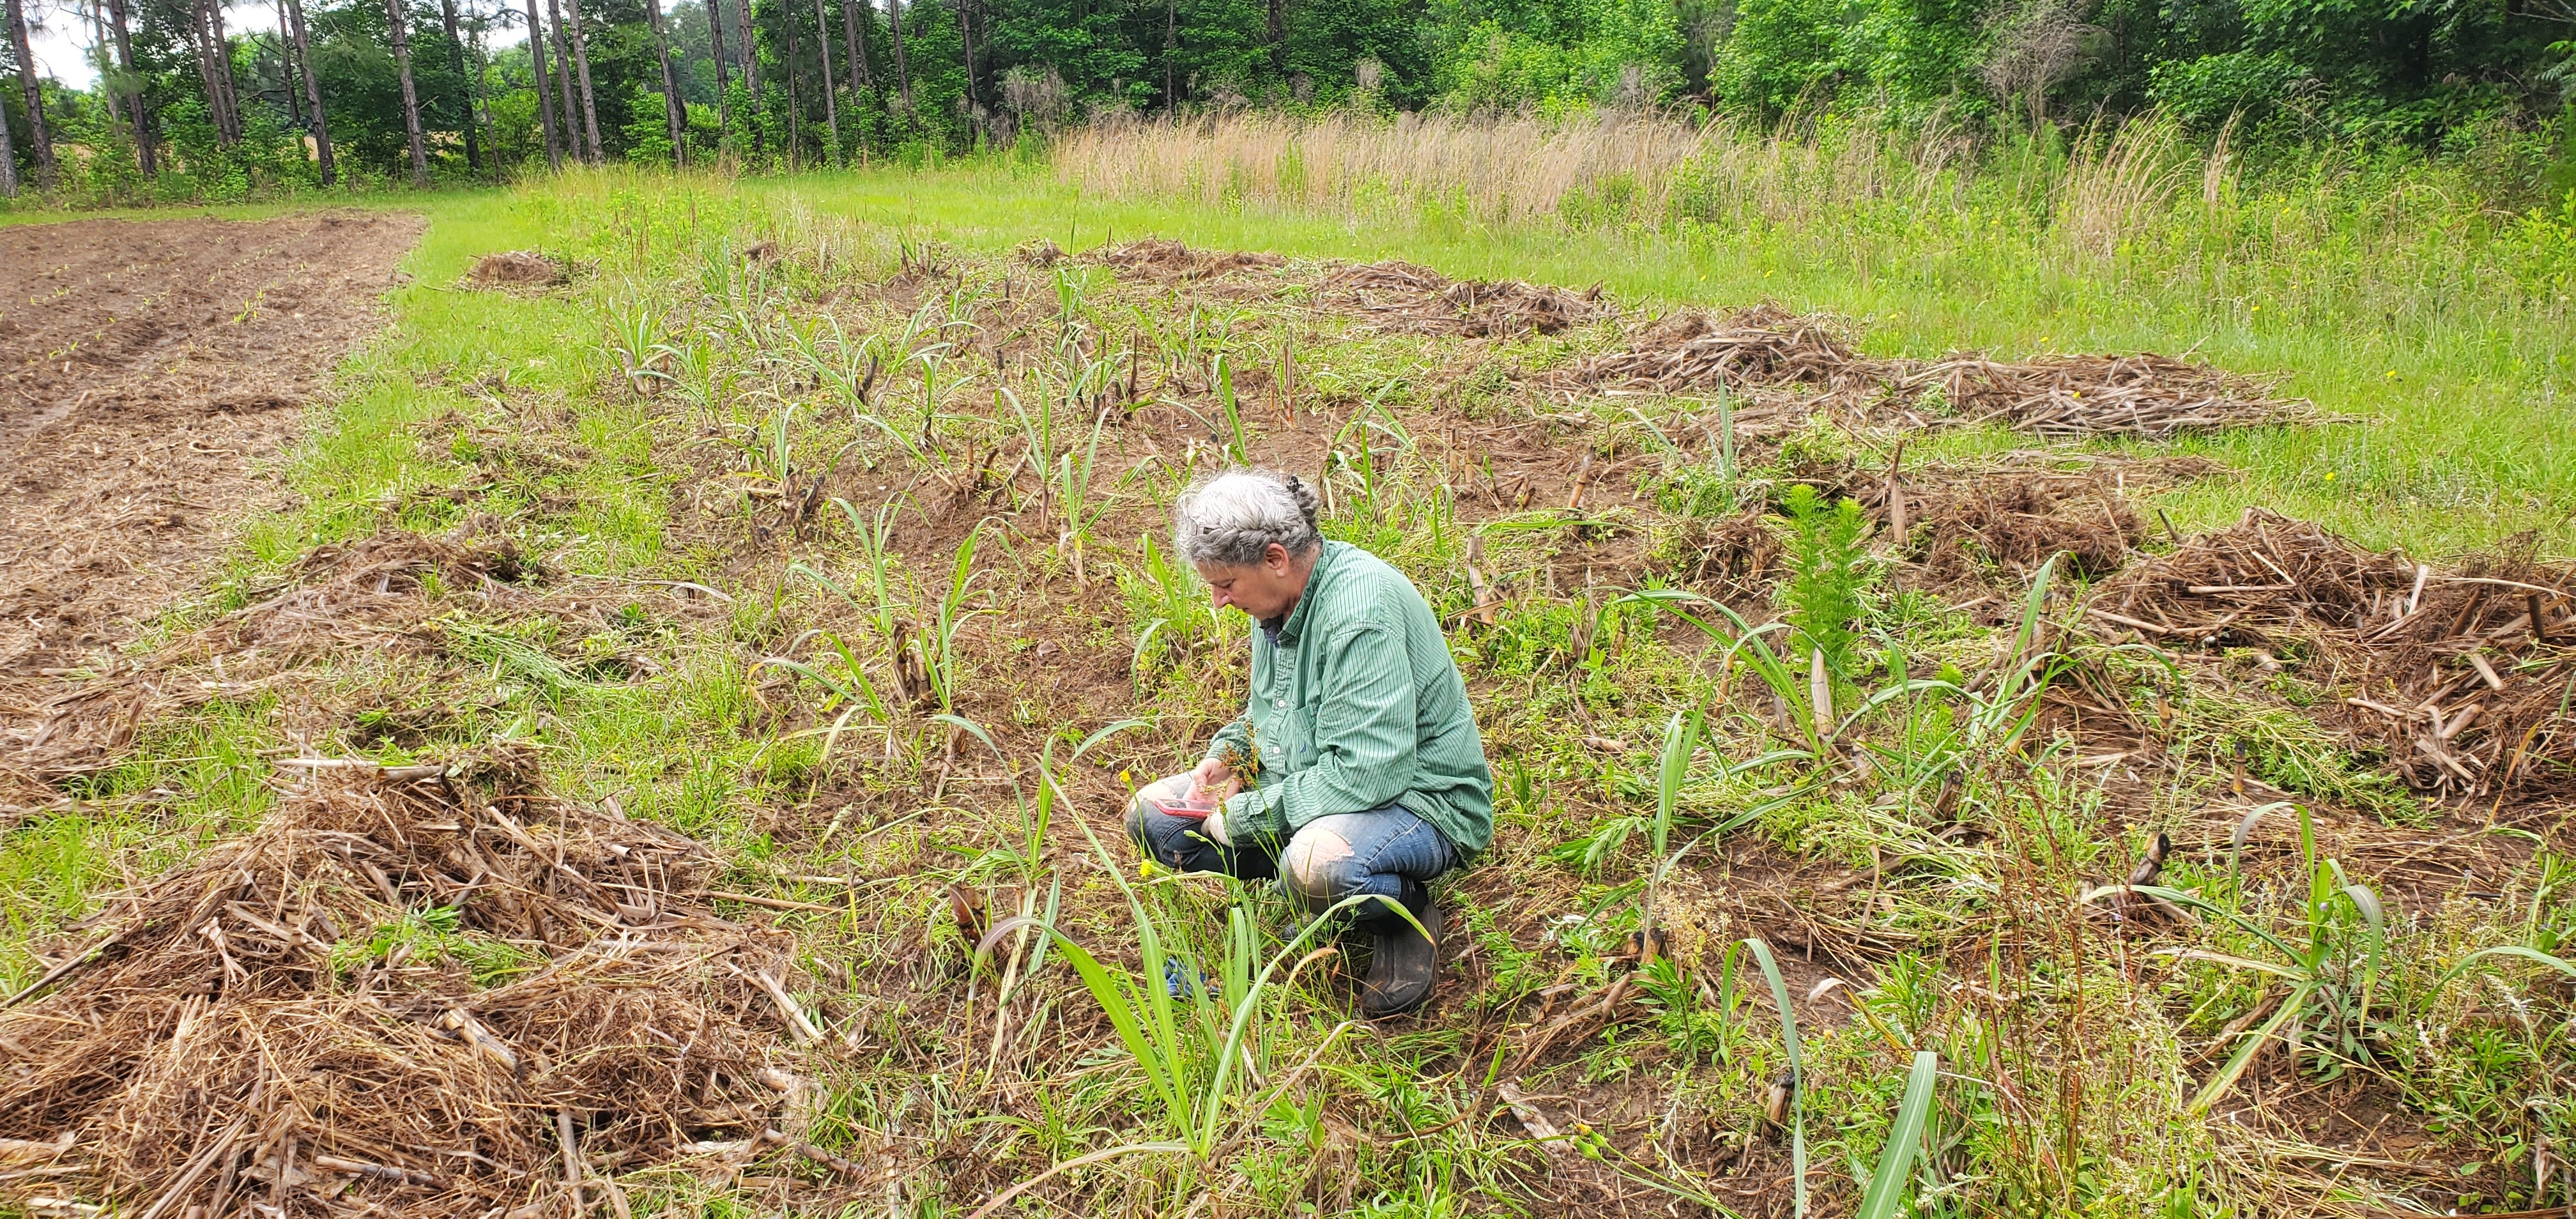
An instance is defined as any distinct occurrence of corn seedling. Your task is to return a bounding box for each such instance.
[665,335,730,420]
[920,523,995,714]
[1855,1050,1941,1219]
[2097,802,2391,1107]
[605,303,670,392]
[938,715,1147,885]
[1636,709,1699,947]
[1009,798,1388,1167]
[1618,589,1821,755]
[765,562,898,770]
[1213,352,1252,464]
[1054,402,1122,583]
[1326,388,1416,526]
[1124,533,1227,687]
[1745,936,1809,1218]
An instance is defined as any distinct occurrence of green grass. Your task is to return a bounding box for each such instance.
[1,156,2571,1217]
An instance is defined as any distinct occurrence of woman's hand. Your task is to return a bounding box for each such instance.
[1186,756,1243,803]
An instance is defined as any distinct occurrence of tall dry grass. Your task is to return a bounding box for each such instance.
[1051,107,2265,255]
[1053,110,1722,227]
[1050,107,2571,289]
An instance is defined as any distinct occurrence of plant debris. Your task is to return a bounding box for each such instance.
[1552,303,2320,438]
[4,530,548,808]
[2089,510,2575,795]
[1087,238,1286,282]
[1321,260,1609,337]
[0,752,803,1216]
[464,250,570,289]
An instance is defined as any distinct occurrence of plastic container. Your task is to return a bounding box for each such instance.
[1149,793,1222,820]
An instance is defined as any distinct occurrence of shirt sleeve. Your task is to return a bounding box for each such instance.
[1234,618,1417,836]
[1204,713,1255,776]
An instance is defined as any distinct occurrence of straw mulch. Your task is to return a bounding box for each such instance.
[1321,260,1609,337]
[1863,456,2206,583]
[1554,304,2320,438]
[1090,238,1286,282]
[0,752,808,1217]
[464,251,569,289]
[1901,353,2312,439]
[1565,304,1878,397]
[2087,510,2576,796]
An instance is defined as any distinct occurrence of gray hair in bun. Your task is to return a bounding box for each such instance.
[1172,468,1323,567]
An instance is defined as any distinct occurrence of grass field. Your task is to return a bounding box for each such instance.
[3,144,2573,1218]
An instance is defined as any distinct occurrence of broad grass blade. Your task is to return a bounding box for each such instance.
[1855,1049,1940,1219]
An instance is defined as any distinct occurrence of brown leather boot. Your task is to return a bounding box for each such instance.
[1360,878,1442,1016]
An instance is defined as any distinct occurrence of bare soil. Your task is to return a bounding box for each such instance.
[0,211,425,678]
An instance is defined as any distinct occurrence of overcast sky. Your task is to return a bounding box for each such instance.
[24,0,528,91]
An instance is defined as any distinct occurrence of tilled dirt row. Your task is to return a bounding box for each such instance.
[0,211,425,678]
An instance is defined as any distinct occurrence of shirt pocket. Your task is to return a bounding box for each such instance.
[1266,705,1317,776]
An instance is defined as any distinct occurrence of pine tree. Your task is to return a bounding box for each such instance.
[563,0,602,159]
[647,0,685,163]
[811,0,838,162]
[282,0,335,183]
[385,0,431,185]
[0,72,17,195]
[525,0,563,167]
[546,0,586,157]
[842,0,871,93]
[105,0,154,174]
[3,0,54,188]
[439,0,482,171]
[886,0,910,111]
[707,0,732,145]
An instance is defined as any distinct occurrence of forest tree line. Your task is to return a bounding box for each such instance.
[0,0,2570,197]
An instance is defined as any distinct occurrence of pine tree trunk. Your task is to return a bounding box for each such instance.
[208,0,243,142]
[1266,0,1283,75]
[471,17,497,180]
[0,80,17,196]
[385,0,430,185]
[956,0,974,117]
[107,0,155,174]
[811,0,836,164]
[285,0,333,183]
[887,0,909,112]
[842,0,868,91]
[5,0,57,188]
[275,0,305,130]
[785,16,800,170]
[186,0,228,146]
[439,0,480,170]
[524,0,562,168]
[734,0,760,154]
[562,0,602,161]
[707,0,730,147]
[545,0,583,159]
[645,0,684,164]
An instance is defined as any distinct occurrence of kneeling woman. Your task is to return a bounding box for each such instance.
[1126,469,1493,1016]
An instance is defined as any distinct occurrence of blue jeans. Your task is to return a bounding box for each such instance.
[1124,773,1456,919]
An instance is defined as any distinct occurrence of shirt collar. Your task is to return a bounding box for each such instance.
[1269,542,1338,647]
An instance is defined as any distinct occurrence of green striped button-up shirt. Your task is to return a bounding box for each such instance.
[1205,540,1494,859]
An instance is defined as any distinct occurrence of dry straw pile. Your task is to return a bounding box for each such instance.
[0,753,811,1217]
[2090,510,2576,796]
[1555,303,2319,438]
